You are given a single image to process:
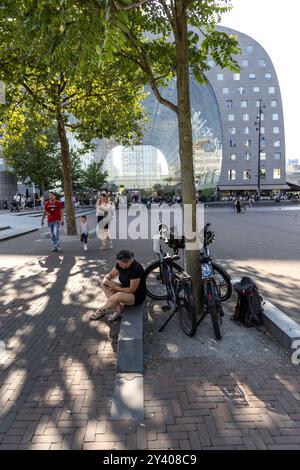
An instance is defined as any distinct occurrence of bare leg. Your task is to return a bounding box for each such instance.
[101,292,134,312]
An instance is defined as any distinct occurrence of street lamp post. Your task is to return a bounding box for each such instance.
[255,99,265,200]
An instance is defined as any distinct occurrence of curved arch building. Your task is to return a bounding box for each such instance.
[101,25,286,194]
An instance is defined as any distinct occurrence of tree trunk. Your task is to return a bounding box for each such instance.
[174,1,202,315]
[56,113,77,235]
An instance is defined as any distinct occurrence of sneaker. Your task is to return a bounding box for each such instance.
[107,310,123,322]
[57,247,62,253]
[51,247,58,252]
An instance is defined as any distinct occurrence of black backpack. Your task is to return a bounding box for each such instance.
[233,277,264,327]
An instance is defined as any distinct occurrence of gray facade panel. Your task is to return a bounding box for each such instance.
[0,172,17,203]
[205,26,286,191]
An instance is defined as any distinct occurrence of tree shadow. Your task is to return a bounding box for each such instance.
[0,250,123,449]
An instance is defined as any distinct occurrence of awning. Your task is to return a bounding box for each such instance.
[286,181,300,191]
[218,184,289,191]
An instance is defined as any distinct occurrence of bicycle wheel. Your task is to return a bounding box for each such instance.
[212,263,232,302]
[205,279,222,340]
[177,282,197,337]
[144,260,183,300]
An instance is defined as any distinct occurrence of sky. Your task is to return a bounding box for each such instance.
[220,0,299,162]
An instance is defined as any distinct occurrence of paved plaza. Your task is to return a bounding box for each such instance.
[0,207,299,449]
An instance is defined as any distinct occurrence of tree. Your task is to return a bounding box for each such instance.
[75,0,240,313]
[3,123,61,195]
[3,118,85,194]
[0,1,146,234]
[81,161,108,191]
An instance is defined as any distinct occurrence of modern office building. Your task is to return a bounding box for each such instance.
[98,25,287,194]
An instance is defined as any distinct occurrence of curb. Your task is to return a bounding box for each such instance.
[0,227,39,242]
[262,300,300,354]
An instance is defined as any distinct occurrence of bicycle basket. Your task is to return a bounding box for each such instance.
[173,271,191,283]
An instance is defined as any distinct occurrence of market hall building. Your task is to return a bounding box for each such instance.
[101,25,287,196]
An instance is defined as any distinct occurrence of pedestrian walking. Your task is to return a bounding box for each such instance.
[80,215,89,251]
[95,192,115,250]
[21,194,26,210]
[41,192,64,252]
[235,196,241,213]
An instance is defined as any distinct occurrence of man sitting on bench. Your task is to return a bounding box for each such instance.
[90,250,146,322]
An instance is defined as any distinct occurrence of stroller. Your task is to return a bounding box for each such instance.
[10,200,20,212]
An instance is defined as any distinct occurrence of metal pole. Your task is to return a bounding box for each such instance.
[257,99,262,199]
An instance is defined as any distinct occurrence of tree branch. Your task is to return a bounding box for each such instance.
[159,0,174,25]
[116,26,178,114]
[22,81,55,114]
[112,0,150,11]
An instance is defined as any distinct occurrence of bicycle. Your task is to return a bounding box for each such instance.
[145,223,232,340]
[196,223,226,340]
[145,224,197,336]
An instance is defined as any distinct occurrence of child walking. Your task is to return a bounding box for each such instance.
[80,215,89,250]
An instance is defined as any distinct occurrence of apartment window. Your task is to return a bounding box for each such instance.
[228,114,235,121]
[274,152,281,160]
[261,127,265,134]
[271,100,278,107]
[273,169,281,179]
[261,113,264,121]
[243,169,251,179]
[269,86,275,94]
[241,100,248,108]
[243,113,249,121]
[229,127,236,135]
[273,127,280,134]
[249,73,256,79]
[244,127,250,134]
[225,100,233,108]
[228,169,236,180]
[233,73,240,81]
[272,113,279,121]
[230,154,236,161]
[256,100,261,107]
[260,152,266,160]
[265,73,272,80]
[274,140,281,147]
[261,137,266,148]
[217,74,224,81]
[246,45,254,54]
[244,153,251,161]
[208,59,214,67]
[242,59,249,67]
[260,168,266,179]
[253,87,260,93]
[230,140,237,147]
[259,59,266,67]
[244,140,251,148]
[238,87,245,95]
[223,87,229,94]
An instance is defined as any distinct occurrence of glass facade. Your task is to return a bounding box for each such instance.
[102,77,223,191]
[103,145,169,189]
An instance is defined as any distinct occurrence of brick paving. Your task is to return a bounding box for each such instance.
[0,229,300,450]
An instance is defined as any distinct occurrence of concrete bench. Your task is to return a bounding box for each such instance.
[117,303,144,373]
[110,303,144,420]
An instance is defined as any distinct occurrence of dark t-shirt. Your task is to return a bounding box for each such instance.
[116,260,146,304]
